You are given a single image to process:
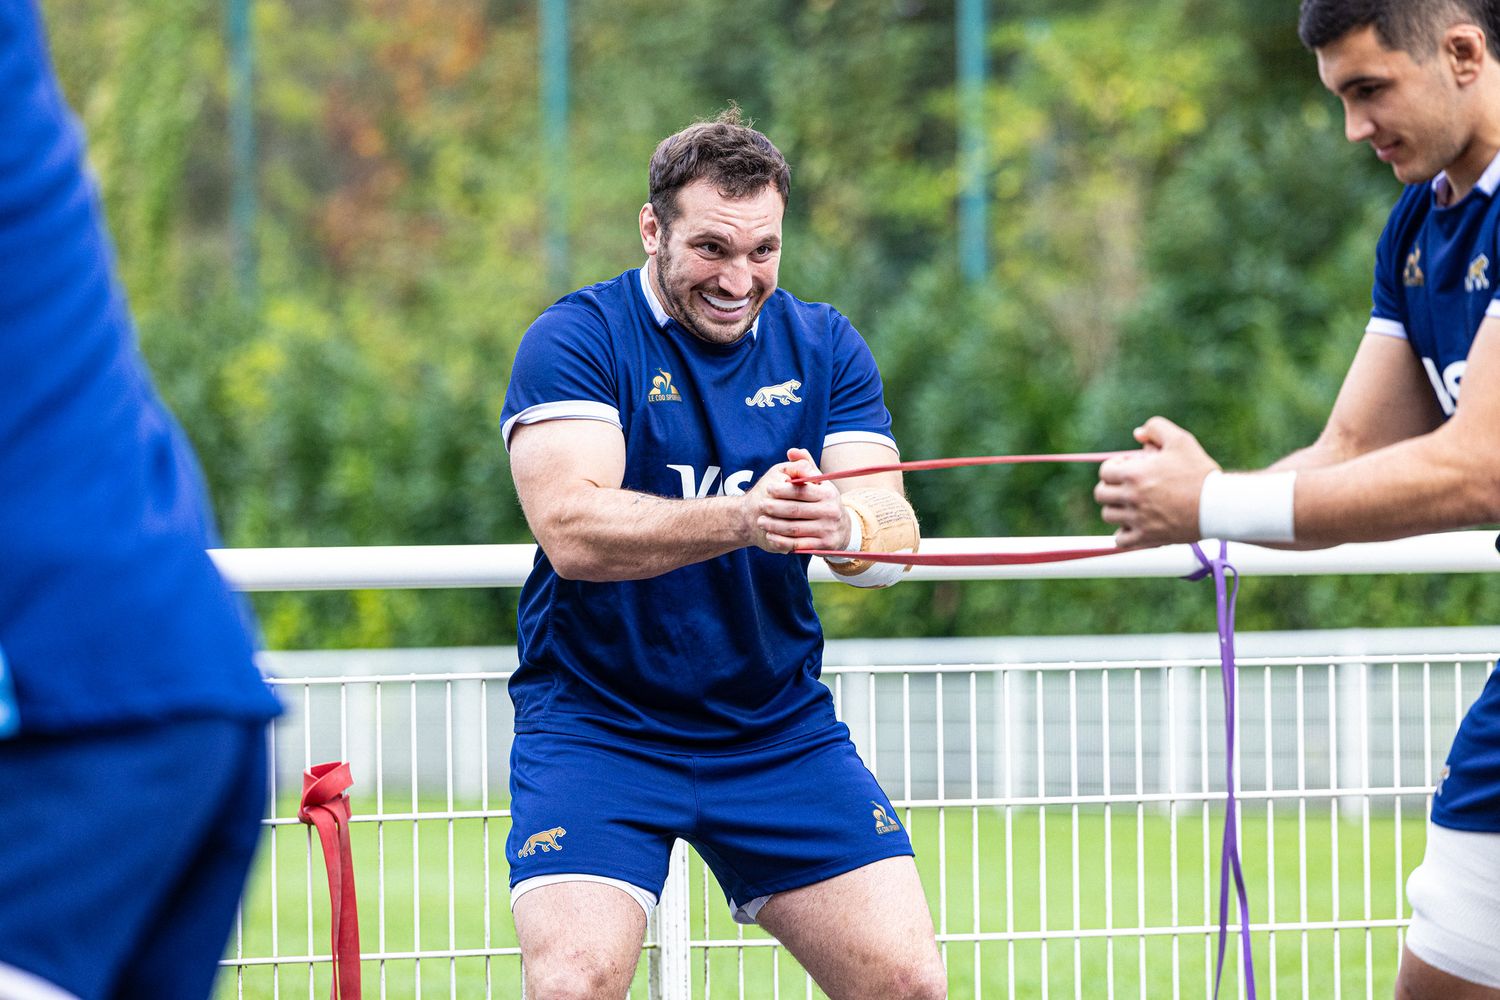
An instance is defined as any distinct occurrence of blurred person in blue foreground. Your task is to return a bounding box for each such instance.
[1096,1,1500,996]
[499,107,946,999]
[0,3,282,998]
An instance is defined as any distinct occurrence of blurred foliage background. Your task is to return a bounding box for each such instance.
[38,0,1500,648]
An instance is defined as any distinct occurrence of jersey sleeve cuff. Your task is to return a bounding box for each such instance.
[502,400,622,450]
[1365,316,1408,340]
[822,430,898,454]
[1487,299,1500,319]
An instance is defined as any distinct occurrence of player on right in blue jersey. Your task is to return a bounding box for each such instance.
[1095,1,1500,996]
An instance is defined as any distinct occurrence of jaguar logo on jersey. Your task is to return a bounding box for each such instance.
[668,464,754,498]
[1403,246,1424,287]
[872,802,902,835]
[648,368,682,403]
[517,826,566,857]
[1435,765,1450,798]
[1466,254,1491,293]
[745,379,803,407]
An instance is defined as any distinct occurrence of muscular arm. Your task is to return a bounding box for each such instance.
[1097,328,1500,548]
[509,420,878,581]
[1289,324,1500,543]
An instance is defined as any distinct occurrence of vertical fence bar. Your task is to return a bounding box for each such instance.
[652,841,692,1000]
[1296,664,1309,1000]
[1068,670,1081,999]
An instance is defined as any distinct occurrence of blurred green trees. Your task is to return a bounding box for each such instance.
[39,0,1500,647]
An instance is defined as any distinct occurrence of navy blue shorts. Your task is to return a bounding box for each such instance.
[0,718,268,1000]
[507,721,913,917]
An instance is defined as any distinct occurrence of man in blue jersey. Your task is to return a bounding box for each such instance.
[0,4,281,998]
[500,108,946,999]
[1095,1,1500,996]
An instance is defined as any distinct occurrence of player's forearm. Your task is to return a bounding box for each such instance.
[1290,429,1500,545]
[534,486,753,582]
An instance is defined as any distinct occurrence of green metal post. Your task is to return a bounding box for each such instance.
[540,0,570,294]
[957,0,988,284]
[228,0,257,305]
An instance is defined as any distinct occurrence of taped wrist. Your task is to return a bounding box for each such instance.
[826,488,920,589]
[1198,470,1297,543]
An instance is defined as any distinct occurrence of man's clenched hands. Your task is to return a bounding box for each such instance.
[1095,417,1220,549]
[744,448,850,554]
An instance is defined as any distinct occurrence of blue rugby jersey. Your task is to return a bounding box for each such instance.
[500,268,896,747]
[0,1,280,733]
[1367,151,1500,412]
[1367,150,1500,831]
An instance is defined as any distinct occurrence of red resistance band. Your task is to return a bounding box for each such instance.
[790,450,1132,565]
[299,761,362,1000]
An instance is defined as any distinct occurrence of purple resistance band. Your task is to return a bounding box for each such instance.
[1188,540,1256,999]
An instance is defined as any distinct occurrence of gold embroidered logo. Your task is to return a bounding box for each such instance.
[745,378,802,407]
[872,802,901,835]
[518,826,566,857]
[1466,254,1491,292]
[1403,246,1424,287]
[648,368,682,403]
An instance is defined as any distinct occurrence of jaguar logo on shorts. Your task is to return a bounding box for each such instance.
[648,368,682,403]
[872,802,901,835]
[745,379,802,407]
[518,826,567,857]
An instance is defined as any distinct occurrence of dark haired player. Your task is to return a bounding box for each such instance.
[0,2,281,998]
[1096,2,1500,995]
[499,108,946,999]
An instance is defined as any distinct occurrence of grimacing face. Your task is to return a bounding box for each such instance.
[640,178,784,346]
[1316,23,1477,186]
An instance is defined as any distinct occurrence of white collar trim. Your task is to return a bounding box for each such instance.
[1432,147,1500,201]
[638,263,759,340]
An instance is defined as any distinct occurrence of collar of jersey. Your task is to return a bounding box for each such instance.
[1432,146,1500,204]
[638,264,760,341]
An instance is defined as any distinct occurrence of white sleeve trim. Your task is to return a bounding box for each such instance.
[0,962,82,1000]
[501,400,621,450]
[1487,299,1500,319]
[1365,316,1408,340]
[822,430,899,455]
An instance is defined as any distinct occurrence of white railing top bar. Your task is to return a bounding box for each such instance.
[210,529,1500,591]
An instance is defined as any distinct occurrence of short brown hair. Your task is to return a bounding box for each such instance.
[647,105,791,230]
[1298,0,1500,60]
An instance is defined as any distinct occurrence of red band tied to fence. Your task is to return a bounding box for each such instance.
[299,761,362,1000]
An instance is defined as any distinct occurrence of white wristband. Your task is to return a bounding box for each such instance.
[823,510,862,564]
[1198,470,1297,543]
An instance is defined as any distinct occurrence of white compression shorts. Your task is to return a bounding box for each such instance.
[1404,820,1500,988]
[511,874,658,920]
[510,875,774,925]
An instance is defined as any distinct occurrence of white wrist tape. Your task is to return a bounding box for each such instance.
[1198,470,1297,543]
[823,511,862,564]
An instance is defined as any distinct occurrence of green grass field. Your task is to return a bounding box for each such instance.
[216,801,1426,999]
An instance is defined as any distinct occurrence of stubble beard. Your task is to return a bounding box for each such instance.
[654,240,758,347]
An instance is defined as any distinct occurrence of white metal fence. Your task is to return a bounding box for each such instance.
[212,533,1500,1000]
